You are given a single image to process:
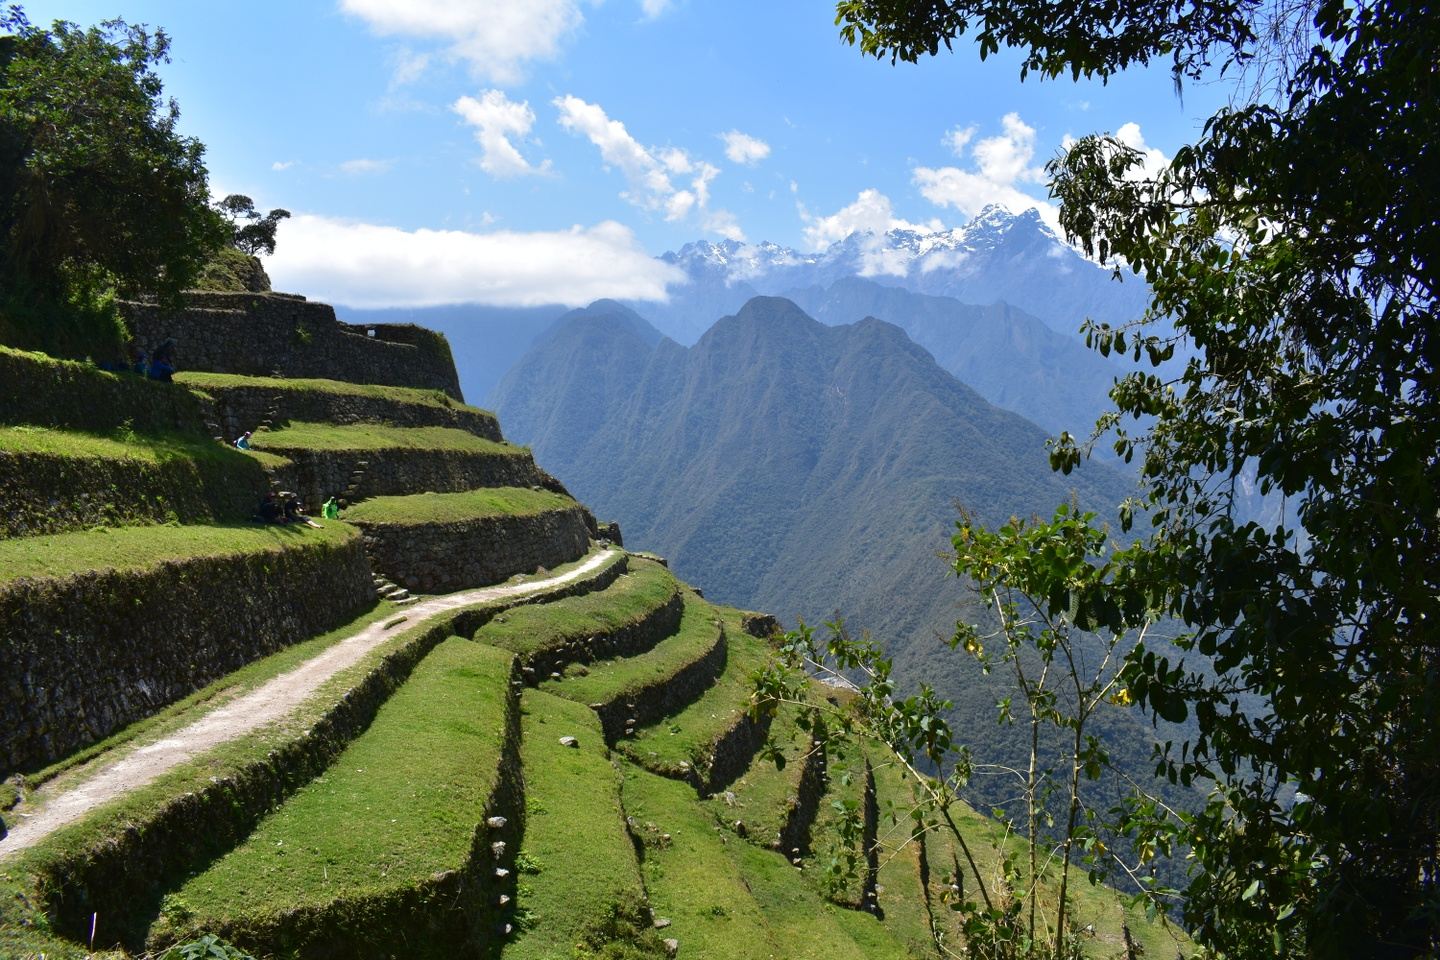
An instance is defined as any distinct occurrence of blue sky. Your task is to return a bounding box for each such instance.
[24,0,1227,308]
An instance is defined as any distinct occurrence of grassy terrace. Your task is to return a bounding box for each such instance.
[621,763,909,960]
[345,487,577,525]
[539,592,720,706]
[704,701,819,849]
[251,421,520,454]
[0,521,354,586]
[177,371,493,418]
[806,735,873,907]
[0,423,290,470]
[154,638,515,940]
[475,557,679,660]
[869,758,943,957]
[505,692,663,960]
[618,606,774,778]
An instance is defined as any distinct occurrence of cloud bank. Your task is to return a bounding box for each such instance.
[801,188,943,276]
[268,214,683,308]
[339,0,583,84]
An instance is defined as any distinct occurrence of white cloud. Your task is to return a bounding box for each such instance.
[339,158,393,175]
[705,210,745,242]
[1114,122,1172,179]
[452,90,550,178]
[339,0,583,85]
[388,47,431,87]
[268,214,684,308]
[639,0,673,17]
[554,94,742,238]
[800,188,943,276]
[943,124,976,156]
[721,130,770,166]
[271,160,294,172]
[912,112,1057,228]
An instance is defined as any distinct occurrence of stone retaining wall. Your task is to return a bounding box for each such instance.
[594,624,728,744]
[0,530,374,778]
[188,380,502,444]
[32,553,625,948]
[122,292,463,400]
[699,711,774,797]
[0,346,209,435]
[518,583,684,682]
[0,449,268,538]
[776,735,827,858]
[261,446,550,509]
[354,506,593,594]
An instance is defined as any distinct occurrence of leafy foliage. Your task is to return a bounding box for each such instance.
[214,194,289,257]
[0,6,227,356]
[835,0,1438,955]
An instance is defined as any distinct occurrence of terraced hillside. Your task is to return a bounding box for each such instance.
[0,297,1185,959]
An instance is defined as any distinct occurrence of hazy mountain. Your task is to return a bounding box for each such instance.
[781,276,1126,438]
[493,295,1134,660]
[634,205,1152,344]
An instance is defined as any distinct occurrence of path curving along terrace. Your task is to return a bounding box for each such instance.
[0,547,620,860]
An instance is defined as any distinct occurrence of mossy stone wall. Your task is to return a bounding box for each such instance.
[0,449,268,538]
[0,530,374,777]
[192,381,502,444]
[354,506,593,594]
[264,446,550,509]
[121,292,463,400]
[0,347,210,434]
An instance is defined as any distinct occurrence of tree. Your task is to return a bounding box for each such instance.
[215,194,290,257]
[0,5,227,355]
[833,0,1437,956]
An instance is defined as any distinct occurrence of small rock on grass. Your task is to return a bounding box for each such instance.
[559,736,579,748]
[664,937,680,957]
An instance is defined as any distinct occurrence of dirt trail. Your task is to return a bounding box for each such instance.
[0,548,619,859]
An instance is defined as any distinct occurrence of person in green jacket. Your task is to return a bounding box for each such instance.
[321,496,341,520]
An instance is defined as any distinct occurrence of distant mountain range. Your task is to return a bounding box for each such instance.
[492,295,1133,665]
[339,206,1151,429]
[632,205,1152,346]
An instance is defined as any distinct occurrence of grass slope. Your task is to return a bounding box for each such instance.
[621,763,912,960]
[541,593,720,708]
[504,691,665,960]
[154,638,515,938]
[0,521,355,586]
[475,558,679,661]
[617,607,773,781]
[177,371,492,417]
[252,421,520,454]
[345,487,577,525]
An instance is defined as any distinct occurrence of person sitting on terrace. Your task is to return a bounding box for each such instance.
[283,492,323,529]
[322,496,341,520]
[234,431,252,450]
[258,491,282,524]
[148,338,176,382]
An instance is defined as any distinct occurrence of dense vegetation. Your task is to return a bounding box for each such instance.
[0,5,226,359]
